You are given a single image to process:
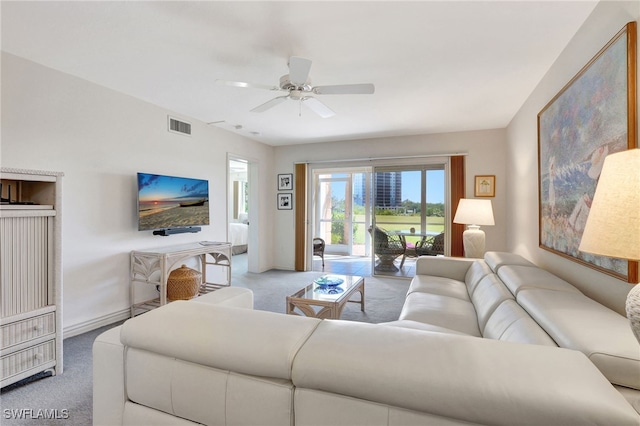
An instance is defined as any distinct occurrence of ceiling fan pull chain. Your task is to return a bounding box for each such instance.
[299,99,302,117]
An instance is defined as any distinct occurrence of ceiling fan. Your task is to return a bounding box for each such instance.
[216,56,375,118]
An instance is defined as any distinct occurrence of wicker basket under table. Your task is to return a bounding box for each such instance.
[167,265,202,301]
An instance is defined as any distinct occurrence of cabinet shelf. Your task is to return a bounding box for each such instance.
[0,204,54,210]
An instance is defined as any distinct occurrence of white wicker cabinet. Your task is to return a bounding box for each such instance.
[0,168,63,388]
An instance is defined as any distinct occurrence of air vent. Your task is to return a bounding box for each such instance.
[168,116,192,136]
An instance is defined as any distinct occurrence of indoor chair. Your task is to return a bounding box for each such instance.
[313,237,325,269]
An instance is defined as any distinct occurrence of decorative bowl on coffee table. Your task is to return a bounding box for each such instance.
[313,275,344,294]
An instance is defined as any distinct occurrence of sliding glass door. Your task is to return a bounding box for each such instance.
[372,165,445,276]
[312,163,446,276]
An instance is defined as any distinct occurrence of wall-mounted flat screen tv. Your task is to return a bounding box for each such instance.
[137,172,210,232]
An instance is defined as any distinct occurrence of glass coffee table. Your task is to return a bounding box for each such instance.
[286,274,365,319]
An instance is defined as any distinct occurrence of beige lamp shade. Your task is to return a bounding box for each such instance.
[579,149,640,261]
[453,199,495,226]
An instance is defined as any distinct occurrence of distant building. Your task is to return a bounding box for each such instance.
[375,171,402,208]
[352,171,402,208]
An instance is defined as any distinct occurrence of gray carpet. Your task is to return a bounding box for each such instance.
[0,321,124,426]
[0,263,409,425]
[233,269,409,324]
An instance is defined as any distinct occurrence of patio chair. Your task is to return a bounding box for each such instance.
[313,237,325,269]
[415,232,445,256]
[369,226,407,271]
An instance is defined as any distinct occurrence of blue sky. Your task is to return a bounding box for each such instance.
[403,170,444,203]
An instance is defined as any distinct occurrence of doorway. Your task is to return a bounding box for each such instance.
[228,156,251,274]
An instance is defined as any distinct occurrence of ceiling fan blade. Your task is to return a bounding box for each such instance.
[250,96,289,113]
[216,79,279,91]
[303,97,335,118]
[313,83,375,95]
[288,56,312,86]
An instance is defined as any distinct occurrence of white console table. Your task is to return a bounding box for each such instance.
[130,242,232,317]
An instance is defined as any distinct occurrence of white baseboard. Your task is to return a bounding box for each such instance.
[63,308,130,338]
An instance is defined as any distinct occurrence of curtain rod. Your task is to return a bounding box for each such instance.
[295,152,468,164]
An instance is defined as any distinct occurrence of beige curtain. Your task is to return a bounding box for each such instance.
[294,163,307,271]
[450,156,465,257]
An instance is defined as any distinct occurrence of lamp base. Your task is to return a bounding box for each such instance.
[462,226,485,259]
[626,284,640,344]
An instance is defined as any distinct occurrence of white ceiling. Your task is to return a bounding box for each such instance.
[1,1,598,146]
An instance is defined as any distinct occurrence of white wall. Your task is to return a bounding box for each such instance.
[1,53,275,335]
[273,129,508,270]
[506,1,640,315]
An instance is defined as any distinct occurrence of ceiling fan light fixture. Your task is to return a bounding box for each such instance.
[289,90,304,100]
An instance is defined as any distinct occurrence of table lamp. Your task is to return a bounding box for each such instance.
[453,198,495,258]
[579,149,640,343]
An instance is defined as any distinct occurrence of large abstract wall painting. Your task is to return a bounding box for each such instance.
[538,21,637,282]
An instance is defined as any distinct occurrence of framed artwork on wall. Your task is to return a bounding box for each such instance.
[474,175,495,197]
[278,174,293,191]
[537,21,637,282]
[277,193,292,210]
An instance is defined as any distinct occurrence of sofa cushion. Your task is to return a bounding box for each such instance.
[464,260,493,296]
[498,265,582,296]
[483,300,557,346]
[407,275,470,301]
[517,288,640,390]
[292,320,639,426]
[484,251,534,273]
[471,274,513,330]
[399,292,481,336]
[470,274,515,330]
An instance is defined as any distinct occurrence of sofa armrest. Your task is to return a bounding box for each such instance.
[93,326,126,426]
[192,287,253,309]
[92,288,253,426]
[121,302,320,380]
[415,256,475,282]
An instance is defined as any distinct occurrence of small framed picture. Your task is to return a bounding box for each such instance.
[277,173,293,191]
[277,193,293,210]
[474,175,495,197]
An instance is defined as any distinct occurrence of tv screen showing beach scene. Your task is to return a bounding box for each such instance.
[137,172,210,231]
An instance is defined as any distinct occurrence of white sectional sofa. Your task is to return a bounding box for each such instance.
[384,252,640,398]
[93,253,640,425]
